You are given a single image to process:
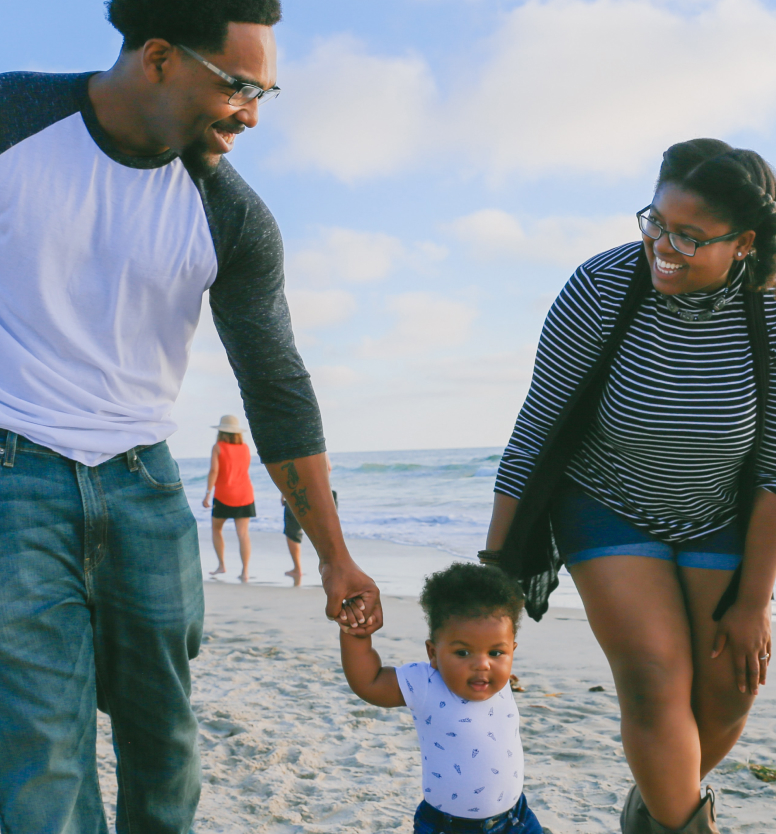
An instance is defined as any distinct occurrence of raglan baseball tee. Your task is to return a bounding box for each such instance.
[0,71,324,465]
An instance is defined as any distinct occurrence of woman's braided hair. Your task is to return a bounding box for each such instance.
[657,138,776,290]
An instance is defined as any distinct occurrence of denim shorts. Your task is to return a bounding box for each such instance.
[550,479,743,571]
[413,794,543,834]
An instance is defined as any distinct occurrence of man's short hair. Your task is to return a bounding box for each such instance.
[105,0,282,53]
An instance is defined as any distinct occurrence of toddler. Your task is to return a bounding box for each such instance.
[340,562,543,834]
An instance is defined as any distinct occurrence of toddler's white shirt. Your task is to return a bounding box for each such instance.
[397,661,524,819]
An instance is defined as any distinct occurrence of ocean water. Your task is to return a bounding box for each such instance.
[181,446,583,607]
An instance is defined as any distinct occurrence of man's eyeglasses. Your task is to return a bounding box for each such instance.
[636,206,740,257]
[177,44,280,107]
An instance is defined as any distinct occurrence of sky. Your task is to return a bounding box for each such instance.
[5,0,776,457]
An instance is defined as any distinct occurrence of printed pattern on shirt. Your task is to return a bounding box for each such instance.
[397,661,524,820]
[495,242,776,542]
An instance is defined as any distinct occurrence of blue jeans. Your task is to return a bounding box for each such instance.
[413,794,543,834]
[0,433,204,834]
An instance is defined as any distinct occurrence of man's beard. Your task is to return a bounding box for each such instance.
[180,137,221,180]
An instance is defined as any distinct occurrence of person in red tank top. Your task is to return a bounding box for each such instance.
[202,415,255,581]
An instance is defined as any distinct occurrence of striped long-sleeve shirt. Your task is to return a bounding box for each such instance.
[495,242,776,542]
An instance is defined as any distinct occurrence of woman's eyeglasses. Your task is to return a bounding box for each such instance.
[636,206,741,257]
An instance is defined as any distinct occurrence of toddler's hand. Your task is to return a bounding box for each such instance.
[339,607,375,635]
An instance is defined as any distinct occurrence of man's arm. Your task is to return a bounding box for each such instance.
[266,453,382,634]
[199,162,382,634]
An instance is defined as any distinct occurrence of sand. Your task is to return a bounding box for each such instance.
[95,539,776,833]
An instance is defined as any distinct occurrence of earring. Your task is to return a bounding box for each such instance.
[738,252,743,258]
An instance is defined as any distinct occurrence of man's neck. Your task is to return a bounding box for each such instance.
[88,64,170,158]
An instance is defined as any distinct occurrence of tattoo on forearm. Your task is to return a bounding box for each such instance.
[281,461,311,517]
[292,488,311,517]
[281,461,300,489]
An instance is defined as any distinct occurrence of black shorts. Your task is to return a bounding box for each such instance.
[284,491,337,543]
[212,498,256,519]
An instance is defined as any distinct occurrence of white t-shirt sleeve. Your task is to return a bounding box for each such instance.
[397,661,432,713]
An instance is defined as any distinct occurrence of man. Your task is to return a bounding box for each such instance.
[282,453,337,581]
[0,2,381,832]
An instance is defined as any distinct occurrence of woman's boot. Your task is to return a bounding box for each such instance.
[620,785,651,834]
[621,786,719,834]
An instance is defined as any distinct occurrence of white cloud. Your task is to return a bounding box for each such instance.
[288,227,406,285]
[412,241,449,265]
[271,0,776,183]
[272,35,437,182]
[286,289,357,331]
[456,0,776,179]
[446,210,526,256]
[362,292,478,358]
[448,209,635,266]
[287,226,449,288]
[310,365,361,388]
[426,349,537,386]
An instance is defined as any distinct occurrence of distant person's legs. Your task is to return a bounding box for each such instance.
[210,516,227,575]
[285,537,302,575]
[283,503,304,579]
[234,516,251,581]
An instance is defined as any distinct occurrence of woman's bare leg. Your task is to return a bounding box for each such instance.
[679,566,756,777]
[569,555,701,829]
[234,517,251,582]
[210,517,226,575]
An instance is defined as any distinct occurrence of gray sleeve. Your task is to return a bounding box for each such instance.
[0,72,87,155]
[196,160,326,464]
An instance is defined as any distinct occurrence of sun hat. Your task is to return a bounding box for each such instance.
[211,414,248,433]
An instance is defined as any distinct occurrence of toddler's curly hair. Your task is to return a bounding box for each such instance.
[420,562,525,638]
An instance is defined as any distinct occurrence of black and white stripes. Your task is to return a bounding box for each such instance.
[496,242,776,542]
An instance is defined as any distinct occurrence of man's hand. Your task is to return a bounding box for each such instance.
[320,558,383,636]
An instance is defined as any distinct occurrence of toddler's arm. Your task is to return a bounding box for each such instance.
[340,630,405,708]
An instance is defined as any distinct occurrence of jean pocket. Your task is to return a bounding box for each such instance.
[136,445,184,491]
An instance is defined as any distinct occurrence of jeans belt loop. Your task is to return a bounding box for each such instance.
[3,432,18,468]
[126,447,139,473]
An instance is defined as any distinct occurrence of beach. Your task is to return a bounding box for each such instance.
[94,534,776,833]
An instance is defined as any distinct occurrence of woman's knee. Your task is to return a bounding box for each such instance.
[613,653,693,726]
[693,672,754,735]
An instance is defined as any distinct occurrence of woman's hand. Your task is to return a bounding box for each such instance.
[202,493,211,508]
[711,600,772,695]
[486,493,519,551]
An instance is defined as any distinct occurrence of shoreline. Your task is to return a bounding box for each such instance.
[197,528,586,608]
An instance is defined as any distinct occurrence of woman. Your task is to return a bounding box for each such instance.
[203,415,255,582]
[485,139,776,834]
